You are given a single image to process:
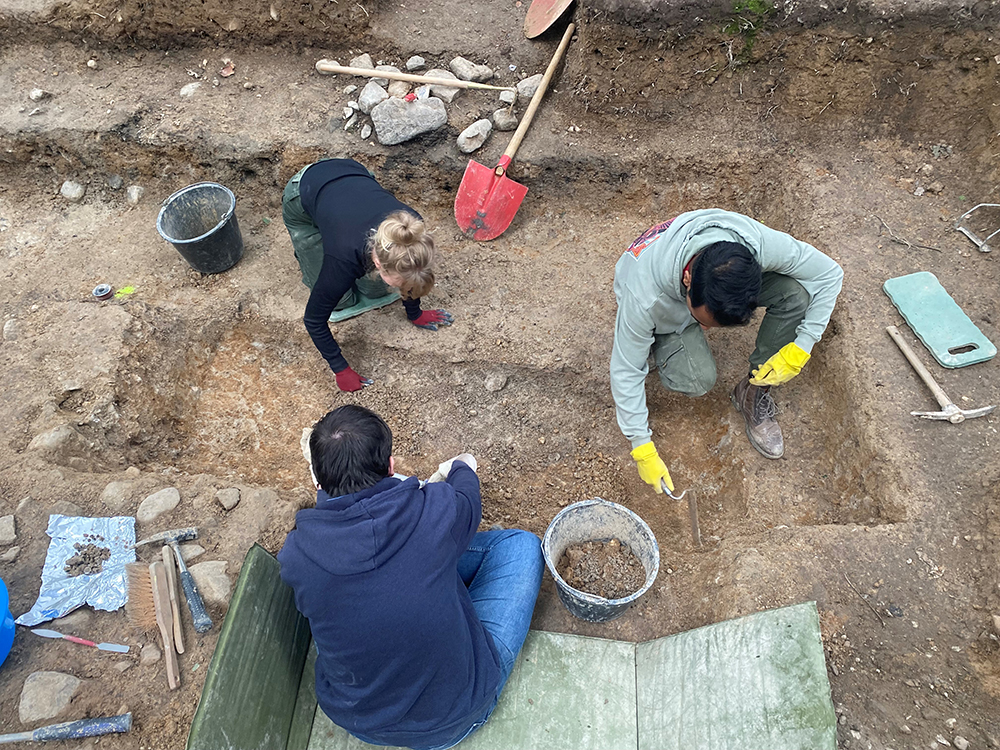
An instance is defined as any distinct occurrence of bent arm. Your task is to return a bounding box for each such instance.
[610,298,656,449]
[304,257,356,372]
[446,461,481,547]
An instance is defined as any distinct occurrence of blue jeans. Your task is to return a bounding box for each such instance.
[381,529,543,750]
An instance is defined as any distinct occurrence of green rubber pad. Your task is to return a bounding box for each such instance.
[636,602,836,750]
[328,293,400,323]
[883,271,996,368]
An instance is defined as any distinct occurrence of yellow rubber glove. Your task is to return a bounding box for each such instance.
[630,441,674,493]
[750,342,811,387]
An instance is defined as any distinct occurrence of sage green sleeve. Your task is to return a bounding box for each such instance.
[610,291,656,449]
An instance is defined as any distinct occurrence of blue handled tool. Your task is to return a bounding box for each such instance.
[0,713,132,743]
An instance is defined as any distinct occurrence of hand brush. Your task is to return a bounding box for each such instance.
[125,562,180,689]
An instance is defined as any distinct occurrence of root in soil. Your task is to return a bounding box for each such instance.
[557,538,646,600]
[64,542,111,577]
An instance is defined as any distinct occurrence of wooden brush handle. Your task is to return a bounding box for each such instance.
[161,547,184,654]
[150,563,180,690]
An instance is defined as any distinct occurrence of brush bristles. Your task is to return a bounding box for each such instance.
[125,563,157,630]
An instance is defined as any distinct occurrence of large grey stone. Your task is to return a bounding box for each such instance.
[349,53,374,70]
[19,672,82,723]
[100,480,132,512]
[0,515,15,545]
[450,56,494,82]
[517,73,544,100]
[136,487,180,524]
[493,108,519,132]
[358,81,388,114]
[189,561,231,606]
[27,424,94,464]
[424,69,461,102]
[371,96,448,146]
[457,119,493,153]
[60,181,85,203]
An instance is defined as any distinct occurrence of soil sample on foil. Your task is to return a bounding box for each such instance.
[64,542,111,577]
[557,538,646,600]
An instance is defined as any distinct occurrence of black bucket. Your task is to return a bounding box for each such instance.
[156,182,244,274]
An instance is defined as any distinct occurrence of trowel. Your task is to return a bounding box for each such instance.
[662,480,701,547]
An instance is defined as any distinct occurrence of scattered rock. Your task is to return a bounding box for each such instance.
[126,186,145,205]
[60,181,86,203]
[136,487,181,524]
[314,59,339,75]
[342,106,353,120]
[27,424,95,464]
[356,123,370,140]
[493,108,518,131]
[179,82,201,98]
[358,81,389,114]
[0,547,19,563]
[0,516,14,545]
[485,373,509,393]
[140,643,161,665]
[371,96,448,146]
[374,65,400,87]
[28,89,51,102]
[215,488,240,511]
[113,660,131,673]
[926,181,944,194]
[107,175,124,190]
[992,613,1000,635]
[424,69,461,102]
[347,100,361,111]
[179,543,206,562]
[18,671,81,723]
[457,119,493,153]
[414,84,431,100]
[87,59,97,69]
[388,80,410,98]
[100,481,132,512]
[344,113,359,131]
[52,609,92,633]
[125,466,141,479]
[349,53,374,70]
[3,319,19,341]
[499,89,517,105]
[450,56,494,82]
[405,56,426,71]
[954,737,969,750]
[189,561,231,606]
[517,73,543,99]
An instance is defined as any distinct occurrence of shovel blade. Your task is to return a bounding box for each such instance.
[454,160,528,241]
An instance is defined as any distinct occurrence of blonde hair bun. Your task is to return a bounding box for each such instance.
[370,211,436,299]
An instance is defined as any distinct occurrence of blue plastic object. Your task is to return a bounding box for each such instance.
[0,578,15,667]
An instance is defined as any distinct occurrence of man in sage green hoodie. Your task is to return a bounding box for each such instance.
[610,209,843,493]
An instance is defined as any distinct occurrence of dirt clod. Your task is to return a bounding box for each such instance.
[557,538,646,600]
[64,542,111,577]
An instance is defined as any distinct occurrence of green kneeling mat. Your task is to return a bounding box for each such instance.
[329,293,400,323]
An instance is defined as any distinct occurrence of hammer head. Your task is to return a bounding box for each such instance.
[133,527,199,548]
[912,403,997,424]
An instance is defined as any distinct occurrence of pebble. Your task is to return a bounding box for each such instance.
[179,82,201,98]
[136,487,180,524]
[60,181,86,202]
[125,466,141,478]
[126,186,144,205]
[423,69,461,102]
[107,174,124,190]
[493,108,519,131]
[28,89,51,102]
[0,546,19,562]
[457,119,493,153]
[140,643,161,665]
[87,59,97,69]
[405,55,426,71]
[100,480,132,512]
[360,123,372,140]
[358,81,388,114]
[499,89,517,105]
[189,561,232,605]
[18,671,81,723]
[992,613,1000,635]
[387,80,409,98]
[349,53,374,70]
[215,487,240,511]
[179,543,206,562]
[450,56,494,82]
[0,516,15,545]
[516,73,543,99]
[347,100,360,111]
[373,65,399,87]
[484,373,509,392]
[3,319,19,341]
[414,84,431,100]
[371,96,447,145]
[343,84,358,95]
[342,106,353,120]
[314,59,339,75]
[954,737,969,750]
[344,113,359,131]
[113,661,131,673]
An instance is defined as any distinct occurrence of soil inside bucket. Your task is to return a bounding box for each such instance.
[557,538,646,600]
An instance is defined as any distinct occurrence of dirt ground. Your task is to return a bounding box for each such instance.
[1,0,999,748]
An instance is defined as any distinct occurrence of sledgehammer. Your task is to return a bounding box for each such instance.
[887,325,997,424]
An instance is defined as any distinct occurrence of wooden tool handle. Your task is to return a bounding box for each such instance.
[162,546,184,654]
[886,325,954,409]
[503,22,575,164]
[314,61,516,92]
[150,562,180,690]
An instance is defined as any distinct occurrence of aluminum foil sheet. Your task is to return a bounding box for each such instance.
[16,515,136,627]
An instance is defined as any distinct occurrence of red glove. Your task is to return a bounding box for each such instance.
[334,366,373,392]
[411,309,454,331]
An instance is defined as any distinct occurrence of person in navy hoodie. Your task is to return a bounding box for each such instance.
[278,405,544,750]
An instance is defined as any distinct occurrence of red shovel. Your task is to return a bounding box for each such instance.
[454,22,575,241]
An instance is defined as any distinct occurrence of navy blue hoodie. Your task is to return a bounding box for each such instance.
[277,462,501,748]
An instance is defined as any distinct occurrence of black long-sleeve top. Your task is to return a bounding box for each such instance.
[300,159,422,373]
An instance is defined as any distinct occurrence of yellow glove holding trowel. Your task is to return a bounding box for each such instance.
[750,342,811,387]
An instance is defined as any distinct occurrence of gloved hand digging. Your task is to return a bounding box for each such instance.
[750,342,810,387]
[412,309,454,331]
[630,441,674,493]
[335,366,374,392]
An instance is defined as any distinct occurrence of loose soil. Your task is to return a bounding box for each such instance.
[558,538,647,600]
[0,1,999,749]
[63,542,111,577]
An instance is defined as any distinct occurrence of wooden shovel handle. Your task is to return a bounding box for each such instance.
[315,61,516,92]
[502,22,575,165]
[886,325,954,409]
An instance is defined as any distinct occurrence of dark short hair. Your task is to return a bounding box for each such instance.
[309,405,392,496]
[688,241,761,326]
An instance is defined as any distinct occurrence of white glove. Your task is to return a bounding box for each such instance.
[427,453,478,483]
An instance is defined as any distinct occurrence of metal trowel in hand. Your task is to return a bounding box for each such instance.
[661,480,701,547]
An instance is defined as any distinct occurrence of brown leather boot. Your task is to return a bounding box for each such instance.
[730,377,784,459]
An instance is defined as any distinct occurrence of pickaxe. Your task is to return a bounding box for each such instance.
[887,326,996,424]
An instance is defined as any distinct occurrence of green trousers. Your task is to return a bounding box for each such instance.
[281,163,389,308]
[653,273,810,396]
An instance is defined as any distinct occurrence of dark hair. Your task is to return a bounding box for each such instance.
[309,405,392,496]
[688,241,761,326]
